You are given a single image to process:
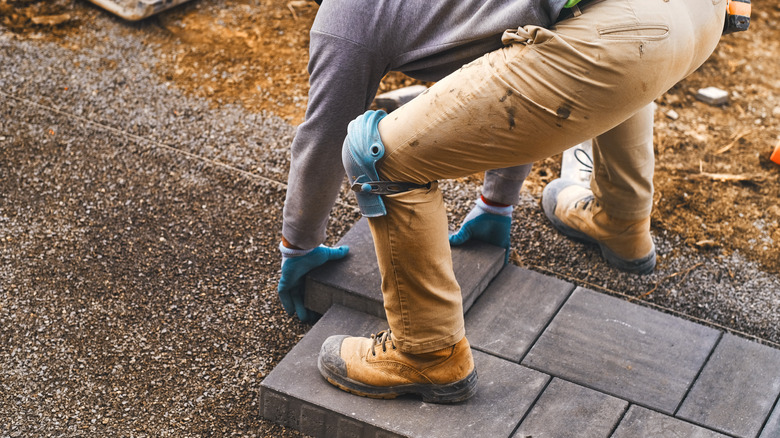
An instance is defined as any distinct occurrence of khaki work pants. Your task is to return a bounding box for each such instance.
[368,0,727,353]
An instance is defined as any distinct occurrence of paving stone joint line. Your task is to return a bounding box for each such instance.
[263,299,777,437]
[517,363,696,423]
[527,262,780,350]
[759,392,780,437]
[673,331,725,417]
[514,282,576,364]
[607,403,632,438]
[509,376,553,437]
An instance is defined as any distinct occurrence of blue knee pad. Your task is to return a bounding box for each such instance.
[342,110,430,217]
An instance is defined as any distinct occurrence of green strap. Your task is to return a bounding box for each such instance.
[564,0,582,7]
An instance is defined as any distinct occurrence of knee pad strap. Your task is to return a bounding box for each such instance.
[342,110,429,217]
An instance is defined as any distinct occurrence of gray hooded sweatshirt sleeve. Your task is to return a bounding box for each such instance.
[282,0,567,249]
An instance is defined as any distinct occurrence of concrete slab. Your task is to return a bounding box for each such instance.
[613,406,729,437]
[305,218,505,318]
[760,401,780,438]
[522,287,721,414]
[511,378,628,438]
[465,265,574,362]
[260,305,550,438]
[304,218,384,317]
[677,334,780,438]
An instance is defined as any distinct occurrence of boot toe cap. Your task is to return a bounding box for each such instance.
[318,335,350,379]
[542,178,590,238]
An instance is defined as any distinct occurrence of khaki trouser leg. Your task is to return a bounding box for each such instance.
[367,183,465,354]
[591,103,655,221]
[370,0,726,353]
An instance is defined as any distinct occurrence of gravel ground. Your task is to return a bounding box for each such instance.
[0,15,315,437]
[1,3,779,437]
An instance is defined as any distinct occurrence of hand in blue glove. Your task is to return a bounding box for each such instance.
[278,244,349,322]
[449,197,513,264]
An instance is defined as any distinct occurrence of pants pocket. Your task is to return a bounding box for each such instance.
[597,23,670,40]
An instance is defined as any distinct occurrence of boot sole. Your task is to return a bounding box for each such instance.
[318,357,478,404]
[542,180,656,275]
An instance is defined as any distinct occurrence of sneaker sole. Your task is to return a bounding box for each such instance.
[318,355,478,404]
[542,180,656,275]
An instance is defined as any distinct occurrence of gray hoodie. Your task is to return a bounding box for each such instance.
[282,0,567,248]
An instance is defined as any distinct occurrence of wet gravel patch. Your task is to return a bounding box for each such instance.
[1,3,779,438]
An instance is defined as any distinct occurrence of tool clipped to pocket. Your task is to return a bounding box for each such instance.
[723,0,751,34]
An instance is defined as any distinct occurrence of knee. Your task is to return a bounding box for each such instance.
[342,110,389,217]
[342,110,388,184]
[342,110,432,217]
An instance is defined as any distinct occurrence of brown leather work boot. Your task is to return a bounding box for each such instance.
[317,329,477,403]
[542,179,656,274]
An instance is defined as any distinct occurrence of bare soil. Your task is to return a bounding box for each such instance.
[3,0,779,274]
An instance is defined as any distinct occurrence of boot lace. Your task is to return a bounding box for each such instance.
[574,147,593,174]
[575,194,597,212]
[370,330,397,356]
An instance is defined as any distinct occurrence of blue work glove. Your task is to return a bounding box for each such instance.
[278,244,349,322]
[449,197,513,264]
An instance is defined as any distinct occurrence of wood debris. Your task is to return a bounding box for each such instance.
[695,239,719,249]
[714,129,753,155]
[692,172,757,183]
[287,1,311,20]
[31,14,71,26]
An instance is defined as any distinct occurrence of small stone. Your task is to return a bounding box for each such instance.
[665,109,679,120]
[772,106,780,118]
[663,93,681,105]
[695,87,729,106]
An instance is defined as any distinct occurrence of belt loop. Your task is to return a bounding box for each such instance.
[572,5,582,17]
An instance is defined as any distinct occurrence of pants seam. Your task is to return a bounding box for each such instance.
[385,211,412,348]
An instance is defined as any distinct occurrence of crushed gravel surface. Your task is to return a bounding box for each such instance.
[1,2,779,437]
[1,19,312,437]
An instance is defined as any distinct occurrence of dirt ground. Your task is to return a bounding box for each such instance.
[3,0,779,275]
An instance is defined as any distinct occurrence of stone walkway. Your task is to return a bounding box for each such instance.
[261,219,780,438]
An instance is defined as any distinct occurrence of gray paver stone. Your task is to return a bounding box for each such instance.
[305,217,505,317]
[522,287,720,414]
[613,406,729,438]
[465,265,574,362]
[677,334,780,438]
[261,304,550,438]
[759,400,780,438]
[512,378,628,438]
